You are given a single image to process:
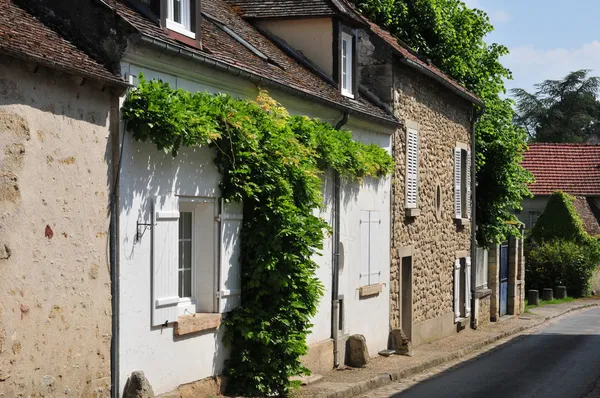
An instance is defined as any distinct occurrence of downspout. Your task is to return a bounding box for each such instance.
[470,107,479,330]
[110,91,123,398]
[332,112,349,368]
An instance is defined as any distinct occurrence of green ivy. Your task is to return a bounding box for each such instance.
[121,76,394,396]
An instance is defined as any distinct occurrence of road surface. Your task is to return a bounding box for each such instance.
[365,307,600,398]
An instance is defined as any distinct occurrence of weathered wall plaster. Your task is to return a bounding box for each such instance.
[0,59,113,396]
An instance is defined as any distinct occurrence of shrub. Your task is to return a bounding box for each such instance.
[530,191,589,243]
[526,240,599,297]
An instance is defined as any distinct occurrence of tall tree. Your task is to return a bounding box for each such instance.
[351,0,532,245]
[512,70,600,142]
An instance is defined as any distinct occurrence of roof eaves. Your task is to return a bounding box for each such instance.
[135,33,400,127]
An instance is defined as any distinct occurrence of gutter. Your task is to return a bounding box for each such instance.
[400,58,483,107]
[135,34,400,128]
[331,112,349,368]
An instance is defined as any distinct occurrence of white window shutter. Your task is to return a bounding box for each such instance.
[454,259,461,323]
[405,128,419,209]
[454,148,462,219]
[368,211,381,284]
[359,210,370,286]
[466,150,472,219]
[152,195,180,327]
[218,200,243,313]
[465,257,472,318]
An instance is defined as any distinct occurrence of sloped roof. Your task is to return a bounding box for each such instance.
[105,0,396,125]
[572,197,600,236]
[522,144,600,196]
[0,0,126,87]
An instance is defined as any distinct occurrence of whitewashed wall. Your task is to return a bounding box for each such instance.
[118,46,392,394]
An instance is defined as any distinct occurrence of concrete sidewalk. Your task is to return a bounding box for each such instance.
[292,299,600,398]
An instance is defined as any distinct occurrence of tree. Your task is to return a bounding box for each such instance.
[512,70,600,142]
[350,0,533,245]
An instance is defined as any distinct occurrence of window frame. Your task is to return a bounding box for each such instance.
[454,144,471,221]
[166,0,196,39]
[341,32,354,98]
[405,123,420,213]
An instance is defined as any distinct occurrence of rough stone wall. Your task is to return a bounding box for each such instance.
[477,296,491,327]
[0,59,113,396]
[358,31,473,330]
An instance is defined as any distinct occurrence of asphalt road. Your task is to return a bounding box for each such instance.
[390,307,600,398]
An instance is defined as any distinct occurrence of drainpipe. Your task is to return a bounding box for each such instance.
[110,91,123,398]
[470,107,479,330]
[332,112,349,368]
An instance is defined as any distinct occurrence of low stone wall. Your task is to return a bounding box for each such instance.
[477,295,491,327]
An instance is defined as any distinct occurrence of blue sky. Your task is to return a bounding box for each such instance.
[463,0,600,95]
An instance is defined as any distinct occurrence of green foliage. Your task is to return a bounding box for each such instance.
[121,76,394,396]
[513,70,600,143]
[350,0,533,245]
[530,192,589,243]
[526,240,598,298]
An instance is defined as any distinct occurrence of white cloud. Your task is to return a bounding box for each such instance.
[504,41,600,93]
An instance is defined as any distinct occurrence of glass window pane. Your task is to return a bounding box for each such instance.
[183,269,192,298]
[173,0,182,23]
[342,40,348,89]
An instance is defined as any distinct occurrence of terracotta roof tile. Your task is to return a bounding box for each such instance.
[106,0,396,124]
[229,0,337,19]
[522,144,600,196]
[0,0,126,86]
[572,197,600,236]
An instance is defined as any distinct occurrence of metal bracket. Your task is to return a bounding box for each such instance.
[136,221,153,241]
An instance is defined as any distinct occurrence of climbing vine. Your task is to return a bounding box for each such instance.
[122,76,393,396]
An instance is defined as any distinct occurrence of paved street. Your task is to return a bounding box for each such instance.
[364,307,600,398]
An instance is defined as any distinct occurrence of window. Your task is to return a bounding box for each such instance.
[167,0,195,39]
[151,196,242,327]
[341,32,354,98]
[454,257,471,322]
[405,127,419,210]
[454,146,472,220]
[359,210,381,287]
[529,211,541,230]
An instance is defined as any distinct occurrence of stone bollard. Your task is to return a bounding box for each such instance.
[555,286,567,299]
[543,288,554,301]
[346,335,370,367]
[528,290,539,306]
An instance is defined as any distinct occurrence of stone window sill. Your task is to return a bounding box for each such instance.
[359,283,384,298]
[455,218,470,226]
[174,313,221,336]
[476,288,492,299]
[405,208,421,218]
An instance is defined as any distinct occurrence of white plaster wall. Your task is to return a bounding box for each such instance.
[257,18,334,77]
[518,196,549,230]
[119,48,393,393]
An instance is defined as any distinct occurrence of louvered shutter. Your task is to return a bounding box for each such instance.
[405,128,419,209]
[454,258,461,323]
[465,257,472,318]
[152,196,180,327]
[359,210,371,286]
[466,150,472,219]
[368,211,381,284]
[454,148,462,219]
[218,200,243,313]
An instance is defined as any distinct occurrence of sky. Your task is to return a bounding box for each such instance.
[462,0,600,96]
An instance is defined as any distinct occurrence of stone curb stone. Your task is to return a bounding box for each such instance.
[314,302,600,398]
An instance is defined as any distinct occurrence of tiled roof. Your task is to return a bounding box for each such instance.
[0,0,126,87]
[522,144,600,196]
[106,0,396,124]
[365,21,481,105]
[229,0,337,19]
[572,197,600,236]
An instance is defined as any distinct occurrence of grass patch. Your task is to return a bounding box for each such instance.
[525,296,575,312]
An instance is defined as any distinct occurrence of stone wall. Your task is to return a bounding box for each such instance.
[0,59,114,396]
[477,296,491,327]
[358,31,472,340]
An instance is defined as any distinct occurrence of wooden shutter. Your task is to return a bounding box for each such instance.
[359,210,371,286]
[454,148,462,219]
[454,258,461,323]
[466,150,472,219]
[152,195,180,327]
[369,211,381,284]
[218,200,243,313]
[465,257,472,318]
[405,128,419,209]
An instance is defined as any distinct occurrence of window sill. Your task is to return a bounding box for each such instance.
[359,283,384,298]
[475,288,492,299]
[341,90,355,99]
[166,19,196,39]
[405,208,420,218]
[174,313,221,336]
[455,218,470,226]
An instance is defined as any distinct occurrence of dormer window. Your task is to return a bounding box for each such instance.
[166,0,195,39]
[341,32,354,98]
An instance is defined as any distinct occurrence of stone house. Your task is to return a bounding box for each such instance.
[22,0,400,395]
[0,0,128,396]
[356,17,486,343]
